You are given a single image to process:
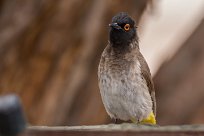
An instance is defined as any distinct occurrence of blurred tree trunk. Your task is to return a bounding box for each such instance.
[0,0,152,125]
[154,19,204,125]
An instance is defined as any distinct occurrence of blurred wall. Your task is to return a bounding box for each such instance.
[1,0,204,126]
[0,0,151,125]
[154,19,204,125]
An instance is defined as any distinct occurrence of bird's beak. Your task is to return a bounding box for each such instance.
[109,23,121,30]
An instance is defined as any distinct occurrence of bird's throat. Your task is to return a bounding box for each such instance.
[110,38,139,53]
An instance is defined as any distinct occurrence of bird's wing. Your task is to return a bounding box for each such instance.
[137,51,156,117]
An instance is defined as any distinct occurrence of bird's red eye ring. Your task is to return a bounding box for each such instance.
[124,24,130,31]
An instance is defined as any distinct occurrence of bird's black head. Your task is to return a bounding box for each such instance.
[109,12,137,47]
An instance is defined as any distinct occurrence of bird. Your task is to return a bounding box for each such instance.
[98,12,156,124]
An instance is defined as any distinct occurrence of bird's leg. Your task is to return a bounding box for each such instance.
[114,118,118,124]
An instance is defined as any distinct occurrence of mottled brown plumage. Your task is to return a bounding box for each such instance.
[98,12,156,123]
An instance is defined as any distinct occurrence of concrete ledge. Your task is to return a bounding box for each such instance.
[21,124,204,136]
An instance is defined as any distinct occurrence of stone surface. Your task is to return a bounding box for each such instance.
[28,124,204,131]
[20,124,204,136]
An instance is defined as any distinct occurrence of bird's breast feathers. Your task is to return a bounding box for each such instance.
[98,53,152,121]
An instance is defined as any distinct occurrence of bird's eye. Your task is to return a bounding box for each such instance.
[124,24,130,31]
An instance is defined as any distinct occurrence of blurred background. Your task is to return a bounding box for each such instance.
[0,0,204,126]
